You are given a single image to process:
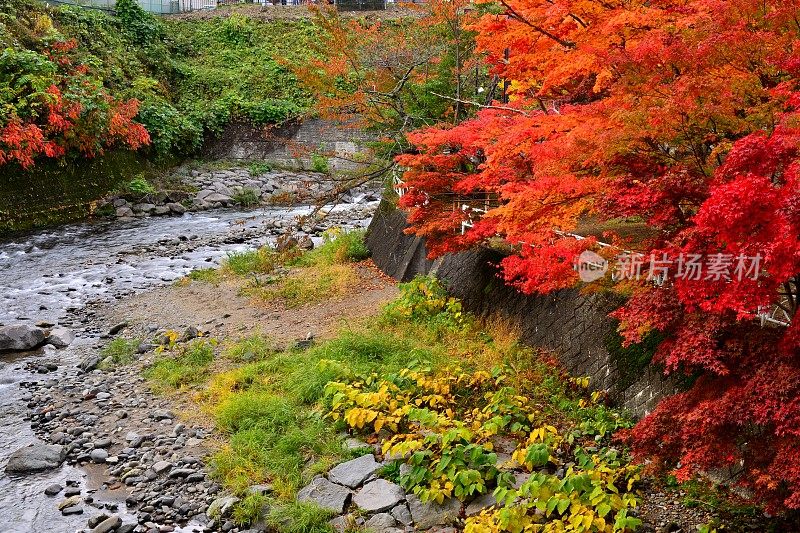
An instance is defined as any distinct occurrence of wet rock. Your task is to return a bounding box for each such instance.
[91,514,121,533]
[0,324,45,352]
[407,494,461,528]
[87,514,110,528]
[78,354,101,373]
[166,203,186,215]
[297,477,351,514]
[327,454,381,489]
[6,443,66,473]
[58,495,82,510]
[62,505,83,515]
[352,479,404,513]
[46,326,75,347]
[115,207,134,218]
[44,483,63,496]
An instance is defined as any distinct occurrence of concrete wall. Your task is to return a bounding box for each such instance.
[202,118,372,171]
[366,200,681,417]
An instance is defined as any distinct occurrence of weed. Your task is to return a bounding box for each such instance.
[232,493,268,527]
[247,161,273,176]
[294,228,369,267]
[247,263,357,308]
[310,154,330,174]
[232,188,260,207]
[266,501,334,533]
[145,339,215,391]
[187,268,221,284]
[223,248,277,276]
[122,176,156,195]
[99,338,139,369]
[224,334,275,363]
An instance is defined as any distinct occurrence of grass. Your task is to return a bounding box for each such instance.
[144,339,215,391]
[187,267,221,284]
[99,338,139,369]
[232,187,260,207]
[224,334,275,363]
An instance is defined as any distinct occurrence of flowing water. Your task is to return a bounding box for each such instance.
[0,203,376,532]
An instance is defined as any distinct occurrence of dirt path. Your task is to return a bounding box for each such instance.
[108,261,398,345]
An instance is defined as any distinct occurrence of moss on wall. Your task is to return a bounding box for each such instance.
[0,151,160,234]
[605,325,664,391]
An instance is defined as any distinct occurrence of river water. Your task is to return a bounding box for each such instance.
[0,203,376,532]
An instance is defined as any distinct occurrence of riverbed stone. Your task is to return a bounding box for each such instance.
[6,444,66,473]
[204,193,233,204]
[78,354,101,372]
[166,202,186,215]
[115,207,134,218]
[206,496,239,522]
[91,514,121,533]
[297,477,351,514]
[407,494,461,528]
[90,448,108,463]
[58,495,82,510]
[0,324,45,352]
[46,326,75,347]
[44,483,63,496]
[327,454,381,488]
[352,479,404,513]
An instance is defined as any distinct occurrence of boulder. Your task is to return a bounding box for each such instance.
[166,202,186,215]
[328,454,381,489]
[0,324,45,352]
[297,477,351,514]
[153,206,171,216]
[407,494,461,529]
[6,444,65,474]
[46,326,75,348]
[204,193,233,205]
[115,207,134,218]
[390,503,413,526]
[132,203,156,214]
[353,479,404,513]
[90,449,108,463]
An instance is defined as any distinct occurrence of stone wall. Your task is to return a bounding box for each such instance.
[202,118,372,170]
[366,200,681,417]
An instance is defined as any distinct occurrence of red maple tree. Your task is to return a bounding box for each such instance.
[0,38,150,168]
[397,0,800,511]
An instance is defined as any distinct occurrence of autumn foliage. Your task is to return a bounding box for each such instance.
[392,0,800,512]
[1,38,149,168]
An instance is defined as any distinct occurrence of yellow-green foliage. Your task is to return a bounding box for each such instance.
[145,338,216,391]
[99,338,139,369]
[383,275,466,335]
[326,364,641,532]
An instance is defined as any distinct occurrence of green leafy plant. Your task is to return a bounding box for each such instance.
[232,187,260,207]
[310,153,329,174]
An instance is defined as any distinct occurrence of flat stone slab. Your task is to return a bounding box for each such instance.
[6,444,66,474]
[407,493,461,528]
[46,326,75,348]
[353,479,404,513]
[327,453,381,488]
[297,477,351,514]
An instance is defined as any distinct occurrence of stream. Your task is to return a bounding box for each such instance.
[0,202,377,532]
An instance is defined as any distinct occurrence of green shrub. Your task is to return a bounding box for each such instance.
[248,161,272,175]
[294,228,369,267]
[232,187,260,207]
[123,176,156,195]
[223,248,277,275]
[310,153,330,174]
[383,275,466,333]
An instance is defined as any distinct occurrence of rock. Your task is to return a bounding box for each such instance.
[153,206,171,216]
[90,449,108,463]
[88,514,110,528]
[407,494,461,529]
[344,438,369,450]
[58,495,82,510]
[390,503,413,526]
[365,513,397,530]
[115,207,134,218]
[152,460,172,474]
[132,203,156,214]
[180,326,198,342]
[0,324,45,351]
[353,479,404,513]
[91,515,121,533]
[46,326,75,347]
[297,236,314,251]
[206,496,239,522]
[247,484,273,496]
[297,477,351,514]
[61,505,83,515]
[466,492,497,516]
[108,322,127,335]
[78,354,101,373]
[328,454,381,488]
[195,189,214,201]
[6,444,66,473]
[203,193,232,204]
[166,202,186,215]
[44,483,63,496]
